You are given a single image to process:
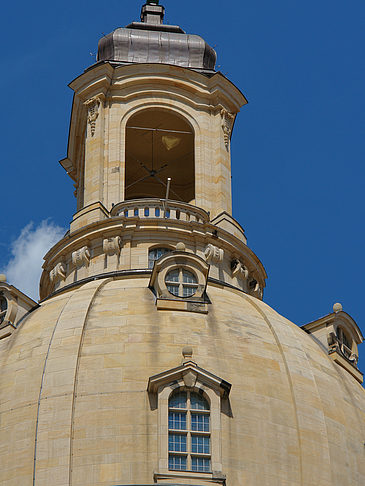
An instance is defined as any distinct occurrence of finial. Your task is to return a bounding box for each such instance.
[176,242,186,251]
[333,302,343,313]
[141,1,164,24]
[0,274,6,283]
[182,346,193,362]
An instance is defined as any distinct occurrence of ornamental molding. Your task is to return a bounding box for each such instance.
[231,259,248,280]
[84,95,103,136]
[49,262,66,283]
[147,360,231,398]
[220,108,235,149]
[72,246,91,267]
[204,244,224,264]
[103,236,122,256]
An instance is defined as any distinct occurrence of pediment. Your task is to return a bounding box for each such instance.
[147,360,231,397]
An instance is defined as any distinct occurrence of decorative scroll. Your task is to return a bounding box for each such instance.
[103,236,122,256]
[204,244,224,264]
[328,332,359,365]
[49,263,67,283]
[84,96,102,136]
[220,109,235,149]
[231,259,248,280]
[72,246,91,267]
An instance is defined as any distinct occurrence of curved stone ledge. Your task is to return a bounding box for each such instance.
[40,208,266,301]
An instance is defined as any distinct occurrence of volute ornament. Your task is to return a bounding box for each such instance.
[231,259,248,280]
[85,96,102,136]
[221,108,235,149]
[204,244,224,264]
[103,236,122,256]
[72,246,91,267]
[49,263,66,283]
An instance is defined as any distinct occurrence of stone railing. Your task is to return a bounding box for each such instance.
[110,199,210,224]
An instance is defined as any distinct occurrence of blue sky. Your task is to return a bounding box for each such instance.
[1,1,365,372]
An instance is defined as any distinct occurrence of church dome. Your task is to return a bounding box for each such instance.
[97,1,217,73]
[0,280,364,485]
[1,2,364,486]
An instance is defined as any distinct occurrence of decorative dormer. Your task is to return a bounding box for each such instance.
[0,275,38,340]
[302,303,364,383]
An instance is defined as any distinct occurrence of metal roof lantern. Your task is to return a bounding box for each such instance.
[97,2,217,74]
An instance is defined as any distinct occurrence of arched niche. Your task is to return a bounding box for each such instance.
[125,109,195,203]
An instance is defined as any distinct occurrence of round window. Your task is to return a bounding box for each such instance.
[165,268,198,298]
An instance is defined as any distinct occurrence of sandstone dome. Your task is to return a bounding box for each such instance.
[1,279,364,486]
[0,2,364,486]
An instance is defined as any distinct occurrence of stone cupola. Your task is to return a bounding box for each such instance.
[45,2,266,301]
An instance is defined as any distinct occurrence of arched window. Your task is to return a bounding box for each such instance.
[125,109,194,203]
[168,389,211,473]
[148,247,172,269]
[0,294,7,325]
[165,269,198,298]
[336,326,352,359]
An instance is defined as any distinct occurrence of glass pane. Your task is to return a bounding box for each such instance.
[182,270,197,284]
[169,391,187,409]
[169,433,187,452]
[148,247,170,268]
[191,413,209,432]
[0,296,7,313]
[191,456,210,472]
[169,412,187,430]
[169,454,187,471]
[155,207,160,217]
[166,269,179,282]
[191,393,209,410]
[182,285,196,298]
[167,284,180,296]
[134,208,139,216]
[191,435,210,454]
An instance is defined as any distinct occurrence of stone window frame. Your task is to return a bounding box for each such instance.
[149,251,210,313]
[148,359,231,485]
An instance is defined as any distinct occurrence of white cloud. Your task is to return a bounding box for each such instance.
[1,221,65,301]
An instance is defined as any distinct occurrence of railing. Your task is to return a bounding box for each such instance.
[110,198,210,224]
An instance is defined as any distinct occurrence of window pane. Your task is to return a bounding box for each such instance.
[191,456,211,472]
[182,285,196,298]
[191,393,209,410]
[191,435,210,454]
[169,433,187,452]
[191,413,209,432]
[167,284,180,296]
[169,454,187,471]
[166,269,179,282]
[169,391,187,409]
[182,270,197,284]
[148,247,170,268]
[169,412,187,430]
[0,296,7,313]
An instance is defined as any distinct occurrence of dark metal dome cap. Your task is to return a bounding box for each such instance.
[97,1,217,74]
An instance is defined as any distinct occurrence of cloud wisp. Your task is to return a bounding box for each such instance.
[1,221,64,301]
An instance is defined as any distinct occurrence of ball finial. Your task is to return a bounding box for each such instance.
[176,242,186,251]
[333,303,343,313]
[0,274,6,282]
[182,346,193,359]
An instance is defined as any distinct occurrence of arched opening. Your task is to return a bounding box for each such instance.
[0,293,7,325]
[125,109,195,203]
[336,326,352,359]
